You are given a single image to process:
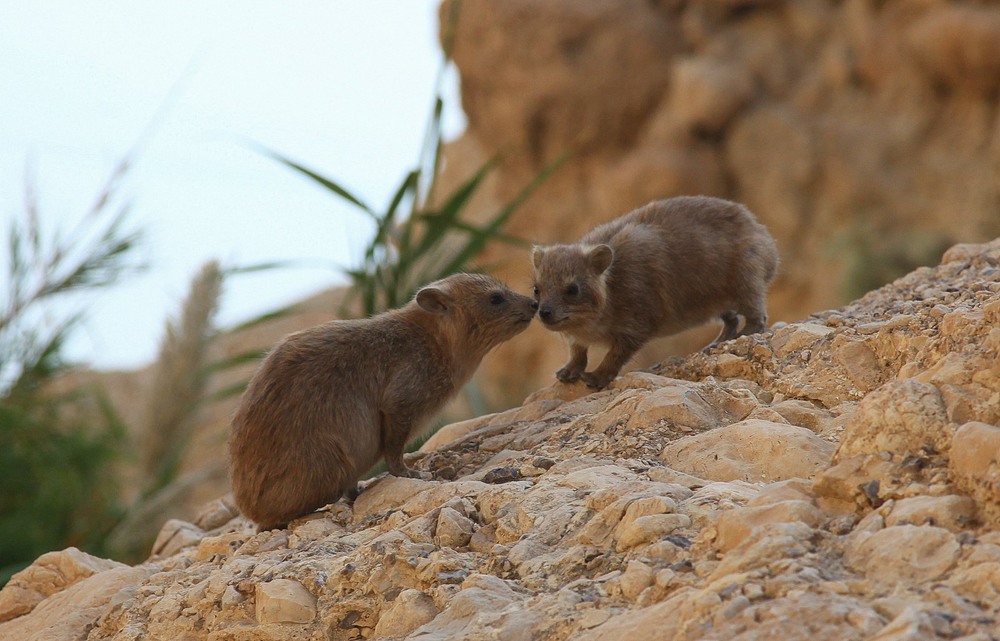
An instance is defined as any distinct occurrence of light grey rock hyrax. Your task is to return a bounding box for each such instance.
[532,195,778,390]
[229,273,537,529]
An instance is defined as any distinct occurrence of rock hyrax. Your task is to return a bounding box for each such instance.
[532,195,778,390]
[229,273,537,529]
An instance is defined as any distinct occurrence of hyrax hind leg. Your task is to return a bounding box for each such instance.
[713,310,742,345]
[737,291,769,337]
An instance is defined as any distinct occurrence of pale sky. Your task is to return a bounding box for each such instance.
[0,0,463,370]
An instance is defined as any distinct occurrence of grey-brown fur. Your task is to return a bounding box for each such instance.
[532,195,778,390]
[229,273,537,529]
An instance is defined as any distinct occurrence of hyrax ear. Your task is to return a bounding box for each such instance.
[416,286,452,314]
[531,246,546,270]
[588,244,614,275]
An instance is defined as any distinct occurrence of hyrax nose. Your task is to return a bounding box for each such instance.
[539,306,551,320]
[530,300,539,312]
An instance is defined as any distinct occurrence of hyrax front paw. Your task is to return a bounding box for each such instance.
[556,365,584,383]
[580,371,615,390]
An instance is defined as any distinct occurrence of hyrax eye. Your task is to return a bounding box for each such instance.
[532,285,540,298]
[565,283,580,296]
[489,292,506,305]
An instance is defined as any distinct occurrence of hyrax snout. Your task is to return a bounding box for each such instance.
[229,273,537,529]
[532,195,778,390]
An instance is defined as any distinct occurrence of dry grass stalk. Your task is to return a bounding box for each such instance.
[138,260,223,494]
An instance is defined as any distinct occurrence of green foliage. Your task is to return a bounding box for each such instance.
[0,388,125,584]
[0,169,142,584]
[270,145,562,317]
[835,220,952,301]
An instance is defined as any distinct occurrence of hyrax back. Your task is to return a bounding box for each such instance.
[229,273,537,529]
[532,195,778,390]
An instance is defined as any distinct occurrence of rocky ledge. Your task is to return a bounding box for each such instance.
[2,239,999,641]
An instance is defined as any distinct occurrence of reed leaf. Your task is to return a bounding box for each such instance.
[265,150,377,220]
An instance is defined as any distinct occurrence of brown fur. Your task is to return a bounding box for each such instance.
[532,196,778,390]
[229,273,537,529]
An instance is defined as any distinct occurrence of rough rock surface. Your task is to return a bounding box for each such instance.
[3,239,998,640]
[57,0,1000,534]
[437,0,1000,404]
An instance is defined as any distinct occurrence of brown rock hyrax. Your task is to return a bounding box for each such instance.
[229,273,537,529]
[532,195,778,390]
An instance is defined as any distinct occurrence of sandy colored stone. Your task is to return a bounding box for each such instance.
[151,519,205,558]
[834,338,885,393]
[575,588,688,641]
[435,507,476,549]
[716,500,825,552]
[906,6,1000,96]
[353,476,439,521]
[625,382,721,431]
[421,413,499,451]
[374,589,440,638]
[660,420,836,483]
[746,478,816,507]
[0,565,149,641]
[868,606,937,641]
[885,495,978,532]
[0,547,126,623]
[947,560,1000,606]
[615,514,691,552]
[667,56,753,134]
[408,573,528,640]
[949,421,1000,525]
[847,525,960,584]
[254,579,317,624]
[710,522,817,581]
[193,495,241,530]
[837,379,951,460]
[769,399,835,434]
[619,560,654,600]
[771,323,835,357]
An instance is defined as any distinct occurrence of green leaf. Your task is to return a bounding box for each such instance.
[222,260,299,277]
[201,347,269,376]
[206,380,253,403]
[224,303,297,334]
[263,149,376,219]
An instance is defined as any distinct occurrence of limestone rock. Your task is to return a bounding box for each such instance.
[846,525,960,584]
[949,421,1000,525]
[374,589,439,638]
[716,499,825,552]
[0,547,126,623]
[906,6,1000,96]
[151,519,205,558]
[353,476,438,521]
[660,419,836,482]
[618,560,654,600]
[5,237,1000,641]
[885,495,978,532]
[615,514,691,552]
[837,379,951,460]
[0,565,150,641]
[667,56,754,134]
[434,507,476,549]
[255,579,317,624]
